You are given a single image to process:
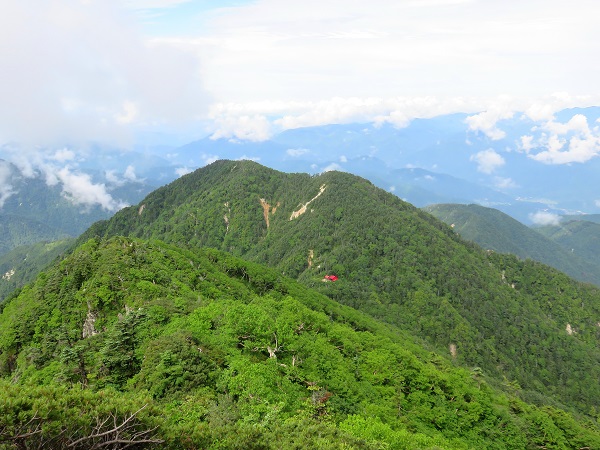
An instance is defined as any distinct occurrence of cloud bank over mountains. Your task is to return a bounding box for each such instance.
[0,0,599,214]
[0,145,141,212]
[1,0,598,151]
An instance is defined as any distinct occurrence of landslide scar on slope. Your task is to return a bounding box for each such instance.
[224,202,231,233]
[260,198,280,229]
[290,184,326,220]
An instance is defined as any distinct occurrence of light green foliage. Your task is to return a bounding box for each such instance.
[1,236,599,448]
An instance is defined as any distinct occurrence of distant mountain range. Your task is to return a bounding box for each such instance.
[157,106,600,224]
[2,105,599,237]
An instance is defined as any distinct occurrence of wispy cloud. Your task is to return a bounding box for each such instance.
[2,144,129,211]
[210,114,272,142]
[286,148,310,157]
[48,166,128,212]
[494,177,517,190]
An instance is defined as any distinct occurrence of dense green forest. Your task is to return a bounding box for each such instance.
[79,160,600,418]
[423,203,600,285]
[0,238,73,302]
[1,237,599,449]
[2,160,600,448]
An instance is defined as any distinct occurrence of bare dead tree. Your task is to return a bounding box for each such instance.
[0,405,163,450]
[66,405,163,449]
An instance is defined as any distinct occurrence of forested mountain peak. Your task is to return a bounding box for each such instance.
[81,160,600,419]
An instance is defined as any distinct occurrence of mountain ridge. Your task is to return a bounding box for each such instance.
[80,159,600,416]
[1,235,599,448]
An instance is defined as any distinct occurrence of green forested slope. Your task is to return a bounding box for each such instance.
[1,237,599,449]
[0,214,66,256]
[536,219,600,264]
[0,238,73,301]
[79,160,600,417]
[423,203,600,285]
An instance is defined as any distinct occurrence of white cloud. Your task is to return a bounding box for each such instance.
[522,93,595,122]
[39,160,127,211]
[275,96,488,131]
[208,95,600,140]
[124,164,141,182]
[105,169,125,186]
[537,137,600,164]
[544,114,590,135]
[209,96,496,137]
[115,101,139,125]
[192,0,600,104]
[529,211,561,226]
[51,148,76,162]
[470,149,505,174]
[339,155,347,163]
[104,165,143,186]
[520,114,600,164]
[175,166,193,177]
[210,115,272,141]
[321,163,343,172]
[123,0,192,10]
[236,155,260,162]
[0,1,207,148]
[465,106,514,140]
[201,154,219,166]
[519,135,535,152]
[2,0,599,155]
[51,167,128,211]
[0,161,15,208]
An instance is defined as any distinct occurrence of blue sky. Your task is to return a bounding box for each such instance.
[1,0,599,149]
[126,0,257,37]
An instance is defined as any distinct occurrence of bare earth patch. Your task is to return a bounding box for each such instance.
[290,185,326,220]
[260,198,280,229]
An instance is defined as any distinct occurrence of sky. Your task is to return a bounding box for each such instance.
[1,0,599,149]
